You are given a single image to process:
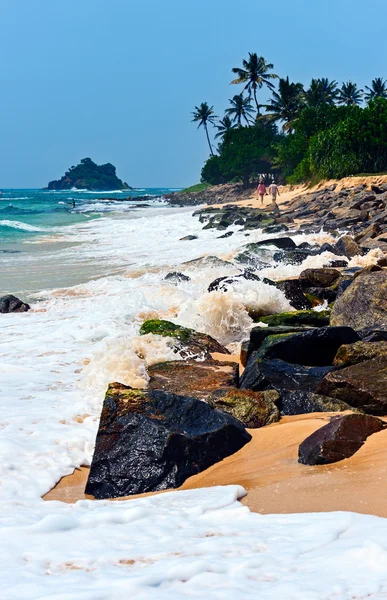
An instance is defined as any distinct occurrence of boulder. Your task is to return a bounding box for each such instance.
[0,294,30,313]
[139,319,229,358]
[333,341,387,367]
[239,357,335,393]
[164,272,191,283]
[299,268,341,288]
[85,383,251,498]
[334,235,362,258]
[298,413,386,465]
[303,286,338,304]
[180,235,198,241]
[254,237,296,250]
[330,271,387,330]
[207,271,261,293]
[245,325,314,364]
[218,231,234,238]
[240,339,250,367]
[259,310,330,328]
[148,359,238,401]
[352,264,382,279]
[273,248,316,265]
[253,326,359,367]
[277,390,358,416]
[209,388,280,428]
[317,357,387,415]
[362,330,387,342]
[276,280,312,310]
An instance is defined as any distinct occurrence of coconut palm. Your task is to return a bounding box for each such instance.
[191,102,217,156]
[364,78,387,101]
[263,77,305,131]
[225,94,255,126]
[231,53,278,113]
[214,115,236,139]
[305,78,339,106]
[337,81,363,106]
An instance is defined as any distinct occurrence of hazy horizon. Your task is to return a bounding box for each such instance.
[1,0,387,188]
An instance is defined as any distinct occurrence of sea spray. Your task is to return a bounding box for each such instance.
[176,280,291,345]
[80,333,181,392]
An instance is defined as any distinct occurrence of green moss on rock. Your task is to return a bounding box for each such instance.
[259,310,330,327]
[139,319,192,343]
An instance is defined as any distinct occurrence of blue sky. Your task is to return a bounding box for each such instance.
[1,0,386,188]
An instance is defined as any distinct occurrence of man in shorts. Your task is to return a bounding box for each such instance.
[269,180,280,201]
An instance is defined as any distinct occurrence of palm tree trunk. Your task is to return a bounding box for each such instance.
[204,123,214,156]
[253,86,260,114]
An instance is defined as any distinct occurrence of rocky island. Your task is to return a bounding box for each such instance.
[46,157,130,191]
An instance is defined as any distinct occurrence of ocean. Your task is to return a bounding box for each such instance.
[0,188,383,598]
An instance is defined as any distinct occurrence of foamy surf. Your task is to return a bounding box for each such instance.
[0,219,43,232]
[2,196,386,599]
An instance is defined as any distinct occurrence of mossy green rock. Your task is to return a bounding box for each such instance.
[259,310,330,327]
[209,388,280,428]
[333,341,387,367]
[140,319,228,357]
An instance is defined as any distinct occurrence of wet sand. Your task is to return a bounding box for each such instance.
[44,412,387,517]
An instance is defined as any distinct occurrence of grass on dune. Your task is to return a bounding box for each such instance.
[180,182,212,193]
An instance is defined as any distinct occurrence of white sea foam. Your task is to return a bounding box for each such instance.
[0,219,43,232]
[1,202,387,598]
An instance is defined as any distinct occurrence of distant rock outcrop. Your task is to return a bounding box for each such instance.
[46,157,130,191]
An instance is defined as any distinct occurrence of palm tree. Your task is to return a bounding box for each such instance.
[225,94,255,126]
[191,102,217,156]
[305,78,339,106]
[214,115,236,139]
[337,81,363,106]
[364,78,387,101]
[231,53,278,113]
[263,77,305,131]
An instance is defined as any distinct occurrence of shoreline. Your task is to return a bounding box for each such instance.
[43,177,387,517]
[44,412,387,519]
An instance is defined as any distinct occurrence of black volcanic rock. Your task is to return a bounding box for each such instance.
[0,295,30,313]
[239,357,335,393]
[298,413,386,465]
[85,383,251,498]
[46,157,130,191]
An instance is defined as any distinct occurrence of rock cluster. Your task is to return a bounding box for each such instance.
[87,181,387,498]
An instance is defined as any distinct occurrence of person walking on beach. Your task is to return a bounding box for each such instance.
[257,179,267,205]
[269,180,280,202]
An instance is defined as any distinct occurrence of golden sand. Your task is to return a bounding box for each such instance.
[44,412,387,517]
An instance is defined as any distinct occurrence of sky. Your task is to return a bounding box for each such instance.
[1,0,387,188]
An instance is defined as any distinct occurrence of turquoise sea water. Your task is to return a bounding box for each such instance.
[0,188,177,248]
[0,187,180,295]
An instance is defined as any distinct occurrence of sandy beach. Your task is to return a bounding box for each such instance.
[44,410,387,518]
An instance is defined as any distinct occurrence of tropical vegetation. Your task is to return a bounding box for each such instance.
[191,55,387,185]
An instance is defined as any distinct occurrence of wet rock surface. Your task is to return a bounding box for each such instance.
[277,390,356,416]
[299,268,341,288]
[317,357,387,415]
[258,310,330,328]
[0,295,30,313]
[240,357,335,393]
[298,413,386,465]
[139,319,229,358]
[86,383,251,498]
[208,388,280,428]
[148,359,239,400]
[333,341,387,367]
[330,272,387,330]
[254,326,359,367]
